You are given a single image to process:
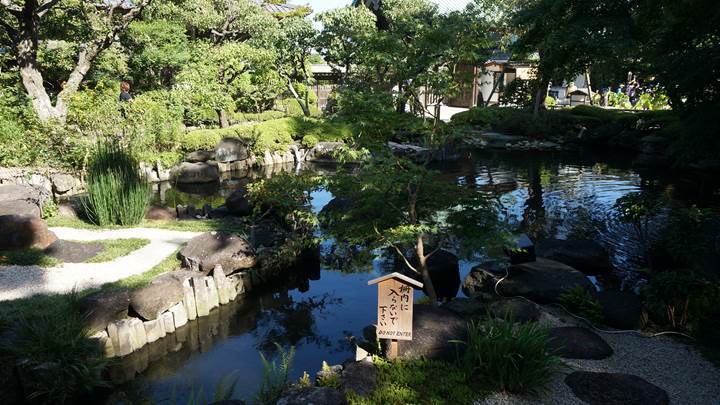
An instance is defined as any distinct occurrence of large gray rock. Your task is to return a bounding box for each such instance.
[397,305,466,360]
[548,327,613,360]
[306,142,344,162]
[79,290,130,333]
[462,263,502,299]
[597,290,643,330]
[487,297,541,323]
[341,360,377,397]
[425,250,461,300]
[565,371,669,405]
[171,162,219,184]
[186,150,215,163]
[45,240,104,263]
[277,387,347,405]
[225,188,251,216]
[537,239,613,275]
[0,215,57,250]
[129,276,184,320]
[0,184,41,217]
[497,258,594,304]
[180,231,256,274]
[50,173,77,194]
[145,205,177,220]
[215,137,249,163]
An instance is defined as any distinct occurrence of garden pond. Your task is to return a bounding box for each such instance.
[106,148,720,404]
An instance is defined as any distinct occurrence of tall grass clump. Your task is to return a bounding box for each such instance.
[457,318,563,395]
[253,343,296,405]
[83,140,150,226]
[2,292,109,404]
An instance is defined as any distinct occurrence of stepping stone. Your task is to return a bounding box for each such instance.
[45,240,104,263]
[548,327,613,359]
[565,371,669,405]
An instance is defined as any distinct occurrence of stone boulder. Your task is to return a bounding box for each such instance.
[79,290,131,333]
[497,258,594,304]
[45,240,104,263]
[277,387,347,405]
[215,138,249,163]
[397,305,466,360]
[225,188,252,217]
[0,215,57,250]
[186,150,215,163]
[145,205,177,221]
[565,372,669,405]
[424,250,461,300]
[50,173,77,195]
[129,276,184,320]
[171,162,219,184]
[306,142,344,162]
[180,231,256,274]
[462,263,502,299]
[341,360,377,397]
[548,327,613,360]
[443,298,486,319]
[0,185,41,217]
[537,239,613,275]
[596,290,643,330]
[487,297,541,323]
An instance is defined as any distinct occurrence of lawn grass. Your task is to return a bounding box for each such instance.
[99,247,182,292]
[0,249,61,267]
[47,215,247,234]
[347,357,490,405]
[84,238,150,263]
[0,239,150,267]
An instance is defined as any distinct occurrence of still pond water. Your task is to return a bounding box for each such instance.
[107,148,719,404]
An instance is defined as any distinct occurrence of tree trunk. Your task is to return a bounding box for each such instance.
[416,234,437,303]
[533,78,550,118]
[287,79,311,117]
[585,70,594,106]
[217,109,230,128]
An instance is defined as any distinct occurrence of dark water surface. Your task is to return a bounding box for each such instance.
[108,149,719,404]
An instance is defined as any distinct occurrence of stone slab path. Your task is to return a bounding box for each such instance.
[0,227,202,301]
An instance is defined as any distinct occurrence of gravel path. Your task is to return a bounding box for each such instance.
[476,307,720,405]
[0,227,202,301]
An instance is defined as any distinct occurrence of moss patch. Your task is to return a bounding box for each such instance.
[0,249,61,267]
[85,238,150,263]
[348,358,490,405]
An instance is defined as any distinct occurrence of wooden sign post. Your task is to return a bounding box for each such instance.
[368,273,423,359]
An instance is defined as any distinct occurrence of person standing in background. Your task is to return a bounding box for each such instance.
[119,81,132,102]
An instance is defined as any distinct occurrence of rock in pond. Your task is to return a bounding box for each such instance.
[497,258,594,304]
[79,290,131,333]
[171,162,219,184]
[0,215,57,250]
[306,141,345,162]
[225,188,251,217]
[186,150,215,163]
[277,387,347,405]
[215,138,249,163]
[462,261,504,299]
[425,250,461,300]
[398,305,466,360]
[548,327,613,359]
[180,231,256,274]
[597,290,643,330]
[537,238,613,275]
[0,184,42,217]
[565,371,669,405]
[130,276,184,320]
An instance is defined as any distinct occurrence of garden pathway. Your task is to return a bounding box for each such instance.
[0,227,202,301]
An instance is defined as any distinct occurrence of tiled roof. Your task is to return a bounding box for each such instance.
[261,2,303,13]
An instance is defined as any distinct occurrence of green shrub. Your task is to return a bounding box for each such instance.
[301,134,319,148]
[254,117,352,153]
[179,125,256,152]
[558,286,604,325]
[83,141,150,226]
[254,343,296,405]
[317,361,341,388]
[233,110,286,122]
[457,318,562,395]
[1,293,109,404]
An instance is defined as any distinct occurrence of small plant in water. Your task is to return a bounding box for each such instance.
[456,317,563,394]
[559,286,605,325]
[253,343,296,405]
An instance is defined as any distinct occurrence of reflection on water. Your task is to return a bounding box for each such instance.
[111,148,719,404]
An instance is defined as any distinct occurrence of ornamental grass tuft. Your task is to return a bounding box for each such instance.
[83,140,150,226]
